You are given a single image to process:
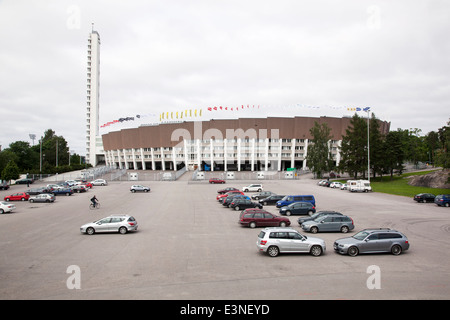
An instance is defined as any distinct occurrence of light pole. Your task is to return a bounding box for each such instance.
[363,107,371,182]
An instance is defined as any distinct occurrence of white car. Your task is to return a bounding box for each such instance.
[130,185,150,192]
[0,201,16,214]
[330,182,342,188]
[65,180,80,186]
[91,179,108,186]
[242,184,263,192]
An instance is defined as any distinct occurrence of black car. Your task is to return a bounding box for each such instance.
[15,178,33,185]
[258,195,285,206]
[230,199,263,211]
[251,191,274,200]
[0,182,10,190]
[298,211,343,225]
[222,195,250,207]
[413,193,436,203]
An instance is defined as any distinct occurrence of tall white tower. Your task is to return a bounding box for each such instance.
[86,25,104,166]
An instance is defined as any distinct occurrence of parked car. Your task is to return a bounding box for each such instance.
[413,193,436,203]
[4,192,30,201]
[65,180,80,186]
[217,187,239,194]
[298,211,343,225]
[256,227,326,257]
[91,179,107,186]
[0,201,16,214]
[130,185,151,192]
[47,184,61,191]
[52,188,73,196]
[259,194,285,206]
[242,184,263,192]
[26,187,51,195]
[209,178,225,184]
[301,214,354,233]
[80,215,138,235]
[229,198,263,211]
[239,209,290,228]
[15,178,33,185]
[334,228,409,256]
[82,182,93,189]
[330,182,343,188]
[279,202,316,216]
[251,191,274,200]
[217,190,243,201]
[71,185,87,193]
[434,194,450,207]
[276,195,315,207]
[340,184,348,190]
[0,182,10,190]
[29,193,55,203]
[222,195,250,207]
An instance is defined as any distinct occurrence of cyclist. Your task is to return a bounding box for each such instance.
[90,195,98,208]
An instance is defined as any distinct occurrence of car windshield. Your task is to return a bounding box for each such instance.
[352,231,370,240]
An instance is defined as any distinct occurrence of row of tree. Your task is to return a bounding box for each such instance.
[306,114,450,179]
[0,129,89,182]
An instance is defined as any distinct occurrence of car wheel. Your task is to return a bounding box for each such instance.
[0,209,4,214]
[244,189,248,192]
[21,198,26,201]
[263,201,268,205]
[131,189,136,193]
[280,221,287,227]
[341,226,349,233]
[5,198,9,201]
[249,222,256,228]
[445,203,450,207]
[310,245,322,256]
[310,226,318,233]
[86,227,95,235]
[234,206,240,211]
[255,196,259,200]
[119,226,128,234]
[30,199,34,203]
[267,246,279,257]
[286,210,291,216]
[257,189,262,192]
[66,193,70,196]
[307,210,314,215]
[348,246,359,257]
[391,244,402,255]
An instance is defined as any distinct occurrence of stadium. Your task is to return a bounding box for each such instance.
[101,116,390,173]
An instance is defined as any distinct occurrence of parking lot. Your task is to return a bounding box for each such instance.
[0,175,449,300]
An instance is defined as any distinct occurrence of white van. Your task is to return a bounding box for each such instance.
[347,180,372,192]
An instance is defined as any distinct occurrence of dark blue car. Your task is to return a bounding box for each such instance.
[434,194,450,207]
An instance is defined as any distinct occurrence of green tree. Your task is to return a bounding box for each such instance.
[1,160,20,182]
[338,114,368,179]
[436,120,450,169]
[306,121,334,179]
[382,130,405,179]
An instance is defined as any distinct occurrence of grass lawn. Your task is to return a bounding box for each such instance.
[370,170,450,198]
[341,170,449,198]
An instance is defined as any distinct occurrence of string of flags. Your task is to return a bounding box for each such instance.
[100,104,371,129]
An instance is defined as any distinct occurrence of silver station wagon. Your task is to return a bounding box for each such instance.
[257,227,326,257]
[334,228,409,256]
[80,215,138,235]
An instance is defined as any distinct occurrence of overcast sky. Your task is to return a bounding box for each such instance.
[1,0,449,156]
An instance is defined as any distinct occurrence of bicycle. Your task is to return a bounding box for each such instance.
[89,202,100,210]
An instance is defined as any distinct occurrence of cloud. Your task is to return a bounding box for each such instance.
[0,0,449,155]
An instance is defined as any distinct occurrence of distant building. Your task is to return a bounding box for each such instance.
[101,116,390,172]
[86,27,104,166]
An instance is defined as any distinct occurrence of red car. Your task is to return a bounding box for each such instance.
[217,190,244,201]
[239,208,291,228]
[4,192,30,201]
[209,178,225,184]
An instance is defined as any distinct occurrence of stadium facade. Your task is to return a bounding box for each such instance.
[101,116,390,172]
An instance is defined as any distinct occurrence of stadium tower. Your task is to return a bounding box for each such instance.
[85,24,104,166]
